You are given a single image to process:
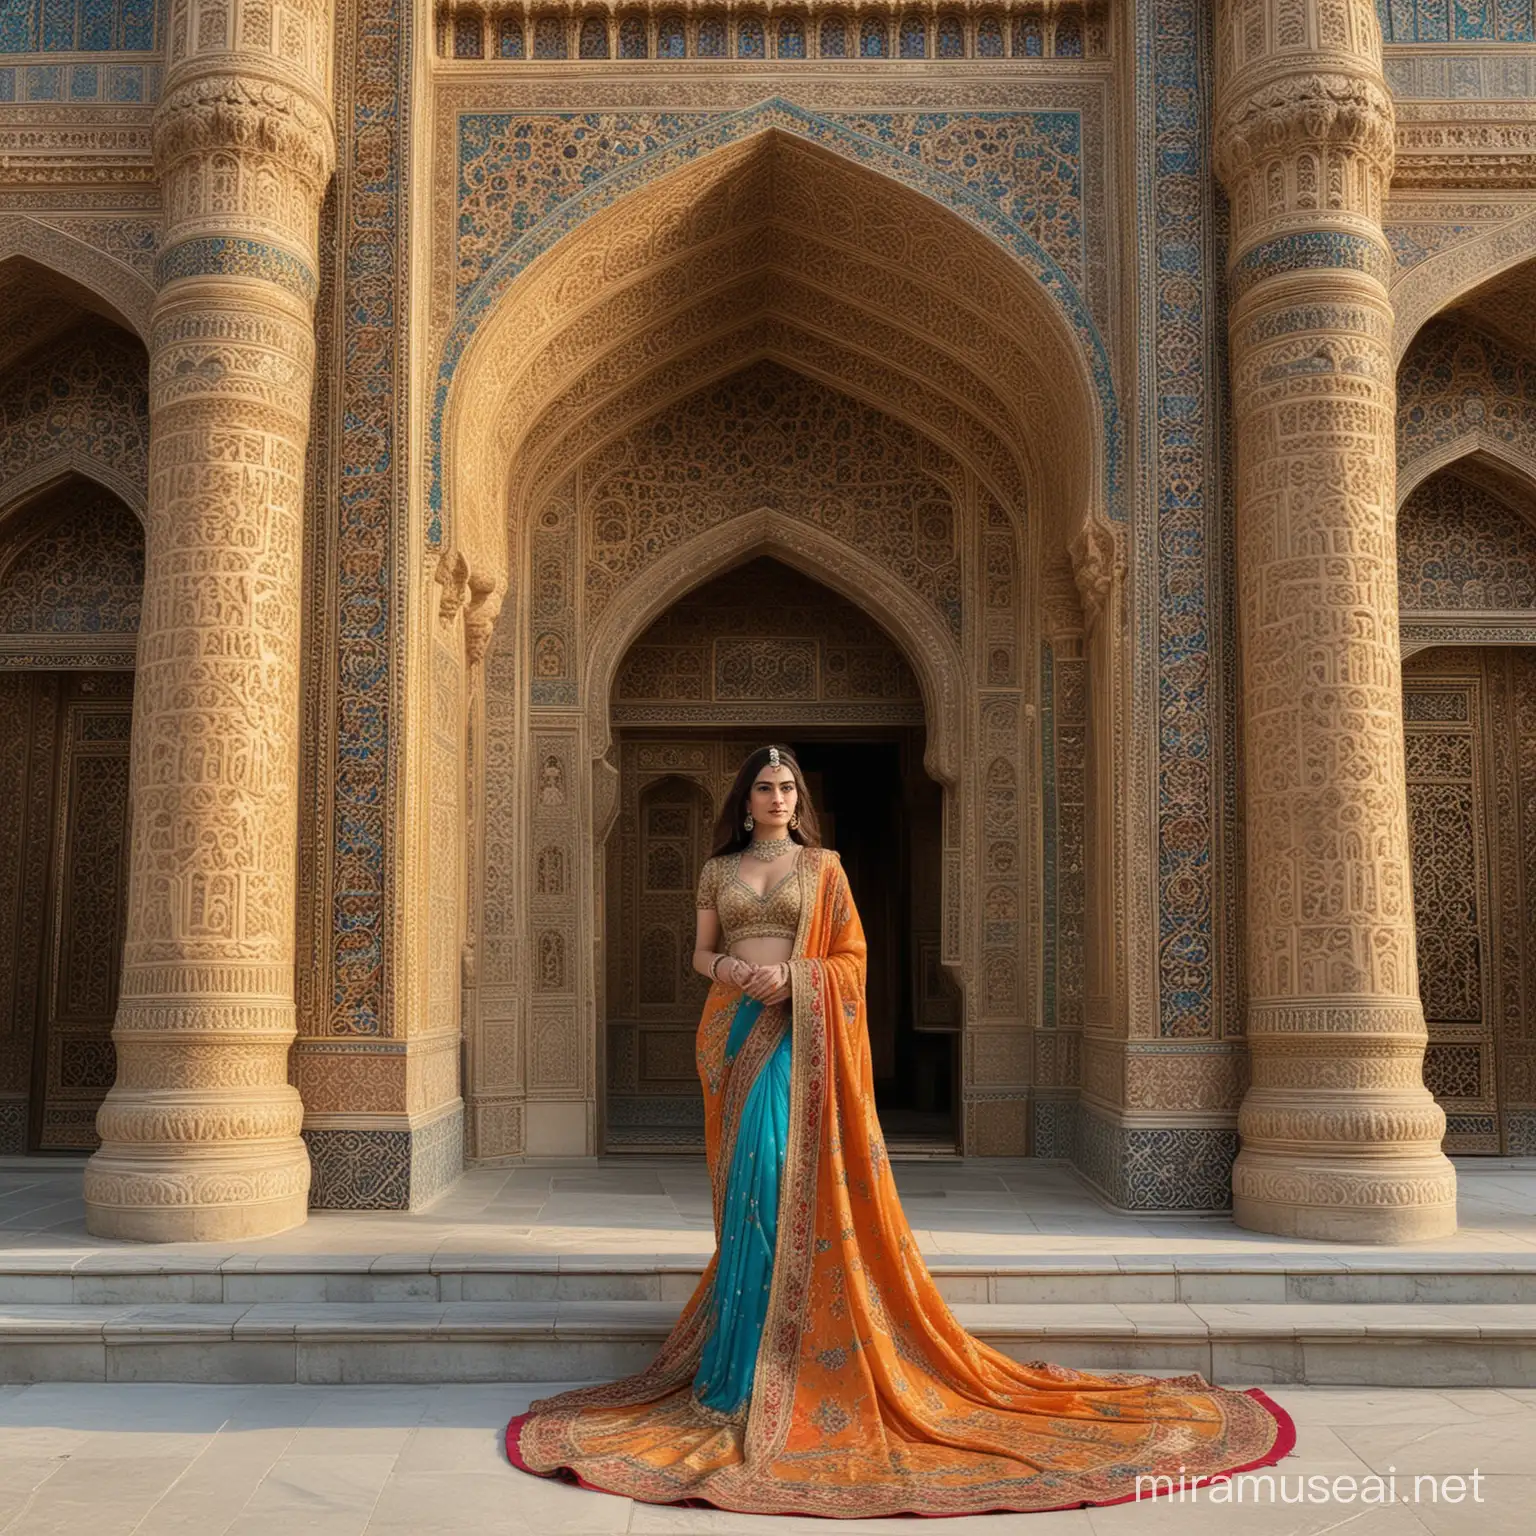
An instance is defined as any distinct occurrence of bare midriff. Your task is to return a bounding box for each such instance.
[728,935,794,969]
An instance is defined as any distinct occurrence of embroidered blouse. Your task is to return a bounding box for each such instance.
[695,851,802,947]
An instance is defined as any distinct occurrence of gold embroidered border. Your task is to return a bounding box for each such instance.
[741,849,831,1465]
[709,997,789,1235]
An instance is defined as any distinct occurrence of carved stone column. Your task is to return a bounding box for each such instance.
[1214,0,1456,1240]
[84,3,335,1239]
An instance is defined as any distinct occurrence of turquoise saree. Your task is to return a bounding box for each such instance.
[691,994,792,1420]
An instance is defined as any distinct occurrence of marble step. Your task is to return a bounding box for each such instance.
[2,1299,1536,1386]
[5,1253,1536,1307]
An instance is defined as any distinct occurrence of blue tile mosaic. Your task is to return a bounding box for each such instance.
[106,63,141,100]
[0,0,160,52]
[325,0,407,1040]
[1144,0,1222,1038]
[80,0,112,50]
[1377,1,1534,40]
[1230,230,1392,302]
[39,0,72,50]
[0,1,27,52]
[120,0,160,50]
[23,61,60,97]
[157,237,317,303]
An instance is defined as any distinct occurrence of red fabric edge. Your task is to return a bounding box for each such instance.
[505,1388,1299,1519]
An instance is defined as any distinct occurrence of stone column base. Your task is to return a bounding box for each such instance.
[1233,1150,1458,1242]
[1071,1100,1238,1213]
[83,1139,312,1242]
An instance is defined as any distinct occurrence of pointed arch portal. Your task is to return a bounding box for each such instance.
[454,120,1105,1160]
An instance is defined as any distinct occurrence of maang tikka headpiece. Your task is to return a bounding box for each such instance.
[767,746,781,767]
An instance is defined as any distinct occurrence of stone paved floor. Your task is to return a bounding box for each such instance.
[4,1158,1536,1265]
[0,1382,1529,1534]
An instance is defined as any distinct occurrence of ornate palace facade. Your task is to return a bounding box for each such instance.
[1,0,1534,1241]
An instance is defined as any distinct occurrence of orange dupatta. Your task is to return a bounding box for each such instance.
[508,846,1293,1516]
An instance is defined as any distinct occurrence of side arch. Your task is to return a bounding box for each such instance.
[0,456,148,529]
[1391,208,1536,368]
[582,511,967,788]
[0,221,155,344]
[1398,434,1536,510]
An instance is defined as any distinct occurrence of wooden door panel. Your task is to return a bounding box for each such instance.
[1403,649,1536,1155]
[32,678,133,1150]
[0,674,61,1154]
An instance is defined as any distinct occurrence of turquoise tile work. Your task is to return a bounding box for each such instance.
[0,1,160,101]
[1376,0,1535,40]
[0,0,159,53]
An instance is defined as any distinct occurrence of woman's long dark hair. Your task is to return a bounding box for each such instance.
[710,744,823,857]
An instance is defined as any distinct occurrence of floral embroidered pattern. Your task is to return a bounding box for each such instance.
[508,849,1292,1515]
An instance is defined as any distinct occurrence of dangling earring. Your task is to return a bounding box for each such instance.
[743,812,754,832]
[789,812,799,830]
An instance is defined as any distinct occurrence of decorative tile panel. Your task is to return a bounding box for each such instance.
[1376,2,1534,42]
[320,0,410,1041]
[305,1103,464,1211]
[0,1,161,101]
[0,0,159,53]
[1143,0,1225,1039]
[1074,1101,1237,1212]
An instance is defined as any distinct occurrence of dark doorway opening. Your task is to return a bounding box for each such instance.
[601,726,957,1156]
[791,738,956,1152]
[600,556,958,1156]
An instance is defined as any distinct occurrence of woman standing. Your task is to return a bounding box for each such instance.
[508,745,1291,1516]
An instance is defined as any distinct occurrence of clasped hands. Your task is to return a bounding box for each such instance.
[719,956,792,1005]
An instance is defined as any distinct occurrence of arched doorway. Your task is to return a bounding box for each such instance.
[600,557,956,1153]
[0,256,148,1157]
[1393,253,1536,1157]
[451,132,1107,1164]
[1395,456,1536,1155]
[0,479,143,1154]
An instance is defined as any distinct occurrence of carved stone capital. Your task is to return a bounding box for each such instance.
[464,576,501,669]
[1068,520,1121,634]
[1215,71,1395,193]
[437,550,471,623]
[152,70,335,201]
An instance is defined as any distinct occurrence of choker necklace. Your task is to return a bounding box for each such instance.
[745,834,796,861]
